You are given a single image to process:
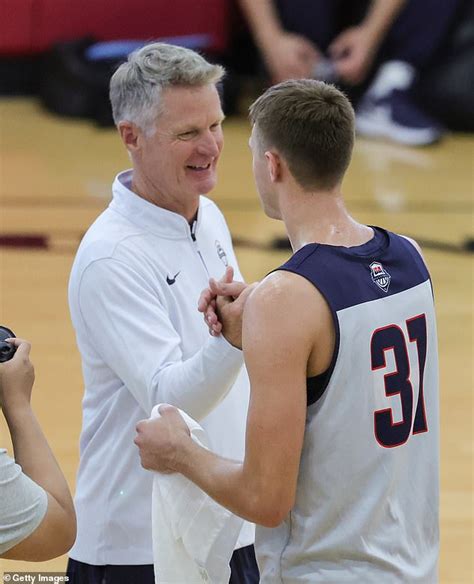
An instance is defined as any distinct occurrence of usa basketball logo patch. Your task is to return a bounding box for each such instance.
[369,261,391,293]
[215,240,228,266]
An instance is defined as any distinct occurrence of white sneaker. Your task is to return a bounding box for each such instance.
[356,61,443,146]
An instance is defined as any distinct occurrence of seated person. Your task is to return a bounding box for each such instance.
[238,0,464,145]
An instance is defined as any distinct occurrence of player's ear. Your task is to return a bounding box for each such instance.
[265,151,282,183]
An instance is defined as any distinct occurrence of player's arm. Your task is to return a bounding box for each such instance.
[136,271,323,526]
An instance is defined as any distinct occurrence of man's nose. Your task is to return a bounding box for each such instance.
[197,130,221,157]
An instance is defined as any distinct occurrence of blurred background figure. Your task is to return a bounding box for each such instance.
[2,0,472,141]
[0,338,76,561]
[237,0,471,145]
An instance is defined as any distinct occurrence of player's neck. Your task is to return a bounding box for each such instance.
[281,188,372,252]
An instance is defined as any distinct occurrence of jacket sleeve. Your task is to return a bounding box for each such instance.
[76,257,243,419]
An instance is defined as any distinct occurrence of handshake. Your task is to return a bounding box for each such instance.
[197,266,258,350]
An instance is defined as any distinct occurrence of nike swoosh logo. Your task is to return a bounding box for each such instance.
[166,271,180,285]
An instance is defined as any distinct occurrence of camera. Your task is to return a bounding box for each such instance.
[0,326,16,363]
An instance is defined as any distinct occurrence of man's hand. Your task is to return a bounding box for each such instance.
[262,32,321,83]
[329,0,406,85]
[134,405,191,473]
[0,338,34,413]
[329,26,377,85]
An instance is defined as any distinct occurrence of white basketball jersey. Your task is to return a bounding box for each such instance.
[256,228,439,583]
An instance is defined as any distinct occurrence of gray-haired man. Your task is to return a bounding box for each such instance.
[67,43,258,584]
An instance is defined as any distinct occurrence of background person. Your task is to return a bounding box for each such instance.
[238,0,464,145]
[0,338,76,561]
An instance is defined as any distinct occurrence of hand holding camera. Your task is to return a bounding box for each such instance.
[0,326,17,363]
[0,328,35,414]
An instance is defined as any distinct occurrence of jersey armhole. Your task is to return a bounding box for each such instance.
[275,267,341,407]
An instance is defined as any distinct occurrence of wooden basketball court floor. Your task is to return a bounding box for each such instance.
[0,98,472,582]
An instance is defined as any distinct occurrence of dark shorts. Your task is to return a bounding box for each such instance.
[67,545,259,583]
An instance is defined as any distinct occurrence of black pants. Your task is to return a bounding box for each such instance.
[66,545,259,584]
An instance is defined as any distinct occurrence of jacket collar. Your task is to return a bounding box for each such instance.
[109,170,201,240]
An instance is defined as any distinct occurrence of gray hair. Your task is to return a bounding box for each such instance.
[110,42,225,132]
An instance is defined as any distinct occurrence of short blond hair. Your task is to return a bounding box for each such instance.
[250,80,355,190]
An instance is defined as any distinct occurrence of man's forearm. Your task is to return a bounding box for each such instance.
[152,335,243,421]
[4,406,75,516]
[238,0,283,49]
[364,0,407,45]
[78,260,245,419]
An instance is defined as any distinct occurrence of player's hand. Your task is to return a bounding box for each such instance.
[215,283,258,349]
[0,338,35,413]
[134,405,191,474]
[261,32,321,83]
[329,26,377,85]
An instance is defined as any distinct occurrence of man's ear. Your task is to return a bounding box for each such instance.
[265,151,282,183]
[118,121,140,152]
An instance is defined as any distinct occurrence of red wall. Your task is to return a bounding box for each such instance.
[1,0,230,55]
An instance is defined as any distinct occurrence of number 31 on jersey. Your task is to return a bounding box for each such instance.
[371,314,428,448]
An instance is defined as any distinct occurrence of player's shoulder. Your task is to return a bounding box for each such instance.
[243,270,330,353]
[400,234,423,255]
[246,269,327,318]
[398,234,428,269]
[254,269,307,295]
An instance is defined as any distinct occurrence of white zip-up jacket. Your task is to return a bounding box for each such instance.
[68,170,253,565]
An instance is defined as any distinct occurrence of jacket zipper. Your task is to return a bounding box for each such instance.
[190,220,209,276]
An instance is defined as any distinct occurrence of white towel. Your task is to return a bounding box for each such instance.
[151,404,244,584]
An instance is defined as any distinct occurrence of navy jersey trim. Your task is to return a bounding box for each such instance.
[306,369,330,406]
[278,227,430,313]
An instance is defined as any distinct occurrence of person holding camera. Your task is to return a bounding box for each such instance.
[0,337,76,560]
